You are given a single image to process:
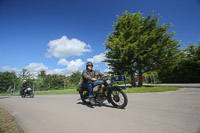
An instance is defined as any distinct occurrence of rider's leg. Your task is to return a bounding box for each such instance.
[93,81,104,93]
[82,83,95,104]
[93,81,104,86]
[22,88,25,94]
[83,83,93,98]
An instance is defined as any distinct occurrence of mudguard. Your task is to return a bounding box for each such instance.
[111,86,122,90]
[107,86,122,103]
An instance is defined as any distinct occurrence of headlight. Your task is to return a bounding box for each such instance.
[106,80,111,85]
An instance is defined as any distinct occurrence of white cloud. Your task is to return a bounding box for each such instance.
[57,58,85,75]
[104,63,113,73]
[46,36,91,58]
[57,58,69,66]
[94,64,98,68]
[66,59,84,72]
[1,59,85,76]
[1,66,21,73]
[104,68,112,73]
[87,52,106,63]
[47,69,65,75]
[26,63,48,72]
[2,63,48,74]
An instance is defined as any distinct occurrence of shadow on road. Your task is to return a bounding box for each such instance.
[77,102,95,108]
[21,97,34,99]
[77,101,123,109]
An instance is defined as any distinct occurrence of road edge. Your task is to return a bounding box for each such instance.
[0,107,24,133]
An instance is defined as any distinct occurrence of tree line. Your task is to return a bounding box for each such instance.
[0,70,82,93]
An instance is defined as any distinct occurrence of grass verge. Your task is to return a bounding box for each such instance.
[0,107,24,133]
[0,86,178,96]
[34,89,79,95]
[124,86,178,93]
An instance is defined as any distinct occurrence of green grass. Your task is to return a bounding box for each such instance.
[0,89,78,96]
[0,86,178,96]
[124,86,178,93]
[34,89,78,95]
[0,107,23,133]
[0,93,19,96]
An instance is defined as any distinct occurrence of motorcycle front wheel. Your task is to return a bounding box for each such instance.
[110,89,128,109]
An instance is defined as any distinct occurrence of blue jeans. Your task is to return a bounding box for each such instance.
[83,81,104,98]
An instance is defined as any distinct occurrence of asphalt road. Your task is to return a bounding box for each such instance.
[0,88,200,133]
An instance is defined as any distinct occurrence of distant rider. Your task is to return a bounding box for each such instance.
[82,62,104,104]
[22,80,28,94]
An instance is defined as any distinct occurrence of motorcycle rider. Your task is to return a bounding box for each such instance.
[82,62,104,104]
[22,80,28,94]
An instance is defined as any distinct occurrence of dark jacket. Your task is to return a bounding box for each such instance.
[22,83,28,89]
[82,69,103,83]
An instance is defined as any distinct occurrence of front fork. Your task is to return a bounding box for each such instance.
[107,86,122,103]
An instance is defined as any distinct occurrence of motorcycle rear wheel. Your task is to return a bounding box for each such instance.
[30,93,34,98]
[110,89,128,109]
[80,90,90,104]
[20,91,25,98]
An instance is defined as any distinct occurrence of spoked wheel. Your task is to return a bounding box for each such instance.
[20,91,25,98]
[21,94,25,98]
[110,89,128,109]
[80,90,90,104]
[30,93,34,98]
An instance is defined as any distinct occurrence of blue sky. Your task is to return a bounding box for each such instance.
[0,0,200,76]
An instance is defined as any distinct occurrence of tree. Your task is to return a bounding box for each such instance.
[158,42,200,83]
[68,71,82,86]
[18,69,36,90]
[38,70,46,79]
[34,71,82,91]
[0,72,19,93]
[19,69,33,80]
[43,74,64,90]
[104,11,180,86]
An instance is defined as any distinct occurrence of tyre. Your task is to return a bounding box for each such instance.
[30,92,34,98]
[20,91,25,98]
[80,90,90,104]
[110,89,128,109]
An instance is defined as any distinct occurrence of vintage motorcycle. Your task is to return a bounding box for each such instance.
[20,87,34,98]
[78,76,128,109]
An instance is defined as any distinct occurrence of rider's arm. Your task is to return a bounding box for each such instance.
[95,71,104,77]
[82,70,92,81]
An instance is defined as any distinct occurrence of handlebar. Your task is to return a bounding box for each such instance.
[96,75,108,81]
